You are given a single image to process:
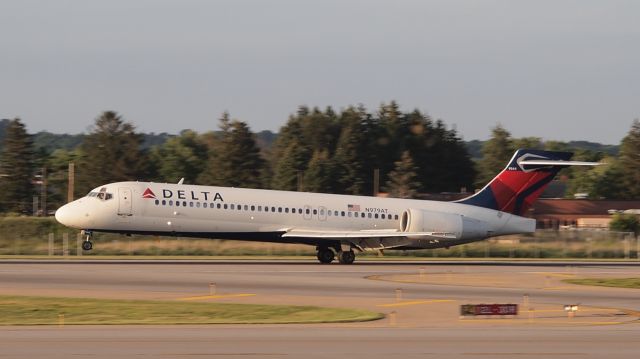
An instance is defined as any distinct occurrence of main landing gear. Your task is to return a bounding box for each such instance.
[316,246,356,264]
[81,230,93,251]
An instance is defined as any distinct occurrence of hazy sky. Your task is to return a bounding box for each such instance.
[1,0,638,144]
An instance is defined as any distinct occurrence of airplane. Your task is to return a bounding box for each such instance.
[54,149,598,264]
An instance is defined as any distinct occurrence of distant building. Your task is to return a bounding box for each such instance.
[530,199,640,229]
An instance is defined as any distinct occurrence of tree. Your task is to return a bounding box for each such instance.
[151,130,207,184]
[617,119,640,198]
[513,137,543,150]
[609,213,639,236]
[333,106,372,195]
[0,118,35,213]
[75,111,148,196]
[269,106,340,190]
[476,124,513,187]
[386,151,420,199]
[271,141,310,191]
[198,113,265,188]
[303,150,336,193]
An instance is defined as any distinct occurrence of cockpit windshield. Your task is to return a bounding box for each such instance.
[87,187,113,201]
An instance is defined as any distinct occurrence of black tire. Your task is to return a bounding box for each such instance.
[82,241,93,251]
[338,250,356,264]
[317,248,334,264]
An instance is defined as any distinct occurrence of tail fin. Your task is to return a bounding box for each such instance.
[456,149,598,216]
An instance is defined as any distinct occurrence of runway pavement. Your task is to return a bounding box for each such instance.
[1,259,640,358]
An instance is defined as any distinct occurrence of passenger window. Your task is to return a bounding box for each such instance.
[154,199,159,205]
[271,207,276,212]
[230,204,235,210]
[298,208,302,214]
[361,212,365,218]
[258,206,262,211]
[368,213,372,218]
[381,214,385,219]
[203,203,207,208]
[334,211,339,216]
[251,205,255,211]
[224,204,228,209]
[196,202,201,208]
[374,213,379,219]
[243,205,248,210]
[348,212,352,218]
[278,207,282,213]
[313,209,317,215]
[394,214,399,220]
[176,201,180,207]
[169,200,173,206]
[341,211,345,217]
[320,209,325,215]
[190,202,194,207]
[183,201,187,207]
[328,211,332,216]
[305,209,310,215]
[285,208,289,213]
[217,203,221,209]
[162,200,166,205]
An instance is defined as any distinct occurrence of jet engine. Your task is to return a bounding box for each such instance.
[400,208,489,240]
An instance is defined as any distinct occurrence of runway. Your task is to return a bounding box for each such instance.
[1,260,640,358]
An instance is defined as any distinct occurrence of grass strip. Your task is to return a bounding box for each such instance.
[0,295,383,325]
[564,278,640,289]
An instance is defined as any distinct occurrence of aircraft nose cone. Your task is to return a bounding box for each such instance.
[55,203,75,227]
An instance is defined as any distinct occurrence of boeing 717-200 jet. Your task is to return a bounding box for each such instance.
[55,149,597,264]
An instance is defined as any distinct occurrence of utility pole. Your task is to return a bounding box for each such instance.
[40,167,47,216]
[67,162,75,203]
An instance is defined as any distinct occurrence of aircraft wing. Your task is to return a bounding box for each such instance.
[281,228,457,239]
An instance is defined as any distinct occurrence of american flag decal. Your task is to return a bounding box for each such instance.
[347,204,360,211]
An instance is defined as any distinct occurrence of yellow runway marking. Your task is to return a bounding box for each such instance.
[377,299,454,308]
[178,293,256,301]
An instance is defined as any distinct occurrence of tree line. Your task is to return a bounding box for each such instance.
[0,103,638,214]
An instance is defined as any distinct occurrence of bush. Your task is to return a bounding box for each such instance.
[609,213,639,235]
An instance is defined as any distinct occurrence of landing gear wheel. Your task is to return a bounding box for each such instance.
[338,250,356,264]
[317,248,335,264]
[81,230,93,251]
[82,240,93,251]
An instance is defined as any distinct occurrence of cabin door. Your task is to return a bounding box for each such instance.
[118,187,133,216]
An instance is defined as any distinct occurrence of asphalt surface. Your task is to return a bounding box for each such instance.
[1,259,640,358]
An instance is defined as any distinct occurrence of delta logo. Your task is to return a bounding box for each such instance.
[142,188,156,199]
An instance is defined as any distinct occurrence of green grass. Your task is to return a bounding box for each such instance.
[0,295,383,325]
[564,278,640,289]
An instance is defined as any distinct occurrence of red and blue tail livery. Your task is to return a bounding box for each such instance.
[457,149,582,216]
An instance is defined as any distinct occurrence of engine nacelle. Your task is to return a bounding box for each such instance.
[400,208,489,240]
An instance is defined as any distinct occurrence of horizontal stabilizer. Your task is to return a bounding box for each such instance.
[519,160,600,166]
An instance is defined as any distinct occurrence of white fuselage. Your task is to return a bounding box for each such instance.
[55,181,535,250]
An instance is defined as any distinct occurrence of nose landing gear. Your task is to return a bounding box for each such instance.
[81,230,93,251]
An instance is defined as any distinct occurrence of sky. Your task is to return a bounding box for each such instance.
[0,0,638,144]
